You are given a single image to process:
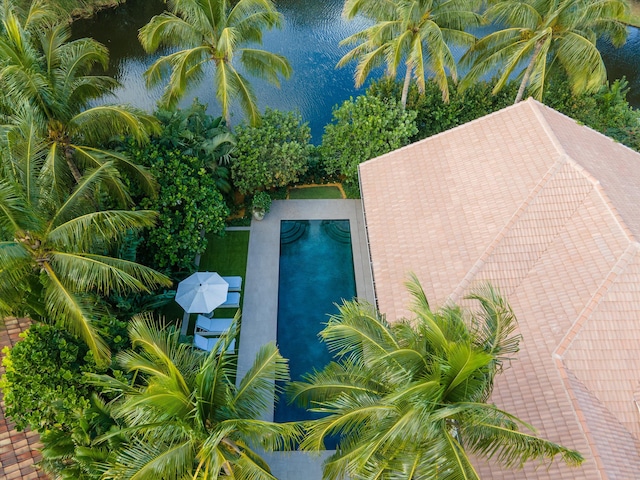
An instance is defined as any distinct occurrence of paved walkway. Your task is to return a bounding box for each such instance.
[237,199,375,480]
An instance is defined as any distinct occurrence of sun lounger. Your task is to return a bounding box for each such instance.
[193,334,236,353]
[218,291,240,308]
[222,276,242,292]
[196,315,233,335]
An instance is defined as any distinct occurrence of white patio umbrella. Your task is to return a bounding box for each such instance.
[175,272,229,314]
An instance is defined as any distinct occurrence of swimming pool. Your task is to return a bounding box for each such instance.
[275,220,357,431]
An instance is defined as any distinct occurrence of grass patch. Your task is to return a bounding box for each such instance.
[288,185,344,199]
[200,230,250,276]
[197,230,250,325]
[165,230,251,333]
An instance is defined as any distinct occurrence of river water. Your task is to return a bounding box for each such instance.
[72,0,640,140]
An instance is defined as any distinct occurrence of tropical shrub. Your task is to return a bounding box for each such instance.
[130,145,230,273]
[155,100,235,193]
[289,276,584,479]
[0,319,128,432]
[231,108,312,194]
[87,315,300,479]
[251,191,272,213]
[368,77,517,140]
[544,78,640,151]
[320,95,417,191]
[369,77,640,150]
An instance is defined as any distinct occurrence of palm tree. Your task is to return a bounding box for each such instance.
[461,0,629,103]
[89,314,300,479]
[139,0,292,126]
[0,9,159,197]
[0,139,171,363]
[338,0,482,108]
[288,276,584,479]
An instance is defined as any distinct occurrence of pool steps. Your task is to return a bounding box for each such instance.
[280,220,309,244]
[322,220,351,244]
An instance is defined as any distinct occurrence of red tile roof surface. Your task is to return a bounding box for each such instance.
[359,98,640,479]
[0,318,47,479]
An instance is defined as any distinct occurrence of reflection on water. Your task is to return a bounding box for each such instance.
[599,26,640,108]
[72,0,373,140]
[73,0,639,141]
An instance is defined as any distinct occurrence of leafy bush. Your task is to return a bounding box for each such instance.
[131,145,230,273]
[0,318,128,432]
[368,77,517,141]
[544,78,640,151]
[155,100,235,193]
[369,76,640,151]
[320,95,417,190]
[251,191,272,213]
[231,108,312,194]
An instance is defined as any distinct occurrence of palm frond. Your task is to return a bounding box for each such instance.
[41,262,110,364]
[47,209,159,251]
[231,342,289,417]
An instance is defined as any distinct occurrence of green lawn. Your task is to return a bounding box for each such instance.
[200,230,250,276]
[288,185,344,199]
[165,230,250,332]
[197,230,250,323]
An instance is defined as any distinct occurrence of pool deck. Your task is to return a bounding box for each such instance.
[237,199,375,480]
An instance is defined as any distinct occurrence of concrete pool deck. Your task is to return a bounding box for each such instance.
[237,199,375,480]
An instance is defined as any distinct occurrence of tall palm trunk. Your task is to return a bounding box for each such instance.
[64,148,83,184]
[515,39,545,104]
[400,63,413,108]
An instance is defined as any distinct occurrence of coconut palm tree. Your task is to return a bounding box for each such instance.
[461,0,629,103]
[338,0,482,107]
[0,132,171,363]
[139,0,292,126]
[288,276,584,479]
[88,314,300,479]
[0,9,159,197]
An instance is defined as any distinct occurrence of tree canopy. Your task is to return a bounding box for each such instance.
[289,275,584,479]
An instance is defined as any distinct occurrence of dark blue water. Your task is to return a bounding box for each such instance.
[275,220,356,448]
[72,0,640,141]
[72,0,373,140]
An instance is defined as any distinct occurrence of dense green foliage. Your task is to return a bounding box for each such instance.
[369,77,517,140]
[231,108,312,194]
[320,95,417,192]
[123,103,232,274]
[0,320,127,432]
[87,315,300,479]
[130,146,229,274]
[461,0,629,103]
[545,78,640,151]
[154,101,235,193]
[139,0,291,126]
[289,277,584,479]
[369,76,640,150]
[339,0,481,106]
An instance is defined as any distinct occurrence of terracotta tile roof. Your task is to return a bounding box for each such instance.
[0,318,47,479]
[359,98,640,479]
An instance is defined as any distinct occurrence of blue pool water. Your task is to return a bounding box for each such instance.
[275,220,356,444]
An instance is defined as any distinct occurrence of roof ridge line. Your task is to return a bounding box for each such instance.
[554,242,639,360]
[447,155,570,304]
[358,99,544,169]
[552,357,609,479]
[527,99,570,158]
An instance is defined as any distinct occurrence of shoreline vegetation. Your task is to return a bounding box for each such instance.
[15,0,126,20]
[69,0,640,27]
